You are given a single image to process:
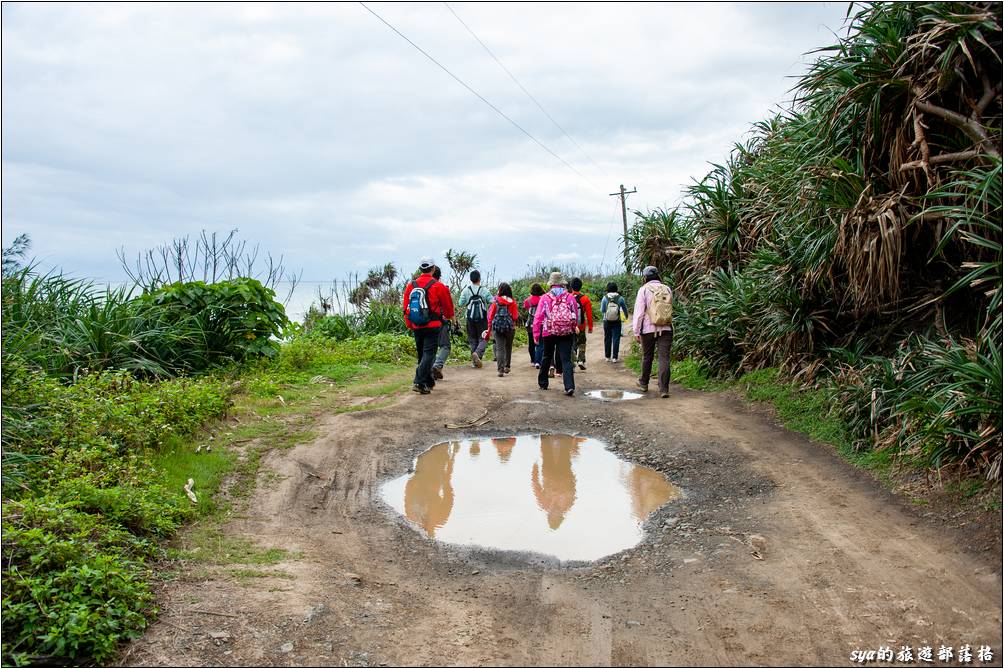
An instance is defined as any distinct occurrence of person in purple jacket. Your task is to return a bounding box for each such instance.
[632,266,673,398]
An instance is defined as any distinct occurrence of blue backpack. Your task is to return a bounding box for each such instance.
[407,279,440,326]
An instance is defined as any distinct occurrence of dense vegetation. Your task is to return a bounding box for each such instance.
[627,2,1002,479]
[3,3,999,664]
[0,242,413,665]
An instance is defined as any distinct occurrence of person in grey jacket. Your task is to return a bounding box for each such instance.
[599,282,629,362]
[458,270,490,368]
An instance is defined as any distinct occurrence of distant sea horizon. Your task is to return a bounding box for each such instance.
[97,279,357,324]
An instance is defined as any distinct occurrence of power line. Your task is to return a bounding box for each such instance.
[443,2,610,181]
[359,2,594,187]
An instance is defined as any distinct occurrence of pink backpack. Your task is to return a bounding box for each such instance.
[545,293,578,336]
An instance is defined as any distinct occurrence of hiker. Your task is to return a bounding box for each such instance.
[632,266,673,398]
[523,282,545,367]
[458,270,490,368]
[533,272,579,396]
[431,266,458,380]
[568,277,593,370]
[402,257,454,394]
[600,281,629,362]
[485,282,519,377]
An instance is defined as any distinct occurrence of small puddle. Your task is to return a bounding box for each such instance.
[584,389,644,401]
[380,434,680,562]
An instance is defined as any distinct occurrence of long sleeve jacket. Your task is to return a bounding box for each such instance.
[532,287,579,341]
[402,275,454,329]
[631,280,672,336]
[485,295,519,336]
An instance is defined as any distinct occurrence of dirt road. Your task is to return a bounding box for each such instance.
[130,333,1002,666]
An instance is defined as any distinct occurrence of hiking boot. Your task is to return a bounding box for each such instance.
[432,367,444,380]
[548,368,555,378]
[539,385,548,391]
[578,363,586,371]
[564,388,575,397]
[660,391,670,398]
[412,384,431,395]
[636,379,649,392]
[504,367,510,374]
[497,371,504,377]
[472,352,483,368]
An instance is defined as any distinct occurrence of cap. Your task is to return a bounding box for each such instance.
[642,265,659,279]
[419,256,435,270]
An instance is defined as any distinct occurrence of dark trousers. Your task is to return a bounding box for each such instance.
[465,318,488,358]
[493,330,514,372]
[526,326,538,363]
[639,330,673,392]
[538,334,575,391]
[603,320,623,359]
[413,326,441,389]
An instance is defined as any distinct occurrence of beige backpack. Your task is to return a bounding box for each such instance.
[644,283,673,326]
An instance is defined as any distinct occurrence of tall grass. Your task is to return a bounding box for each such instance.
[628,1,1002,479]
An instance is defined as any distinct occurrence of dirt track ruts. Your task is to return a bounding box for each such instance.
[128,331,1003,667]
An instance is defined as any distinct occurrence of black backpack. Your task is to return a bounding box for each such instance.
[492,301,515,334]
[573,294,586,325]
[466,285,488,321]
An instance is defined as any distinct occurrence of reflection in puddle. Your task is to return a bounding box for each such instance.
[584,389,644,401]
[381,434,681,561]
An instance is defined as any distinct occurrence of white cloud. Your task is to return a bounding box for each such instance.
[1,2,849,281]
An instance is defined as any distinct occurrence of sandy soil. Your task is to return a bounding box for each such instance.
[127,332,1002,667]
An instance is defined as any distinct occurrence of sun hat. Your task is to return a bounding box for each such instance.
[547,271,564,286]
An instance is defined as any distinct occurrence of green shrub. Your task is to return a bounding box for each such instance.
[145,278,289,363]
[0,363,231,665]
[336,333,415,364]
[2,551,152,666]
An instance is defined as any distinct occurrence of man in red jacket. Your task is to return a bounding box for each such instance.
[403,257,455,394]
[569,277,593,371]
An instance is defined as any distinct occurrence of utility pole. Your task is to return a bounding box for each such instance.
[609,184,637,272]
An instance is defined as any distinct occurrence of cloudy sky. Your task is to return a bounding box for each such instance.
[2,2,848,284]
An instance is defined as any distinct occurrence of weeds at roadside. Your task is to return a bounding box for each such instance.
[228,568,295,584]
[168,525,298,566]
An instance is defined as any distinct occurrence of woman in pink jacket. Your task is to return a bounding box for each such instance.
[533,272,579,396]
[632,266,673,398]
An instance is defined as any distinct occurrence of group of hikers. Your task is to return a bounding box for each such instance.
[402,256,674,398]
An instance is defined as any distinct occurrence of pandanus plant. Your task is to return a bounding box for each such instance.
[627,1,1002,478]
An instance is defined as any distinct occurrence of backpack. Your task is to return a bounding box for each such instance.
[545,293,578,336]
[645,283,673,326]
[603,293,621,322]
[466,285,488,322]
[525,300,537,328]
[491,299,515,334]
[573,294,586,325]
[407,278,440,326]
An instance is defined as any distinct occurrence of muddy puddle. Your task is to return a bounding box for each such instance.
[380,434,680,561]
[584,389,644,401]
